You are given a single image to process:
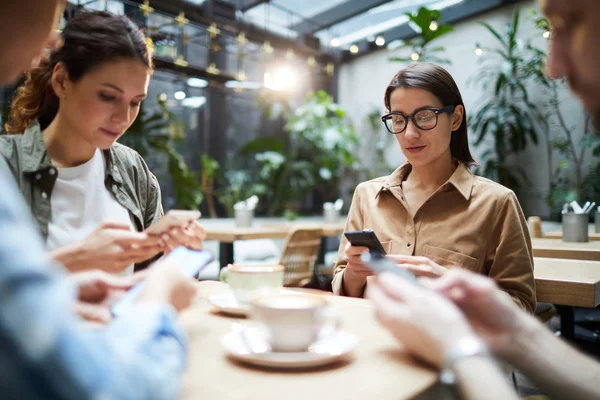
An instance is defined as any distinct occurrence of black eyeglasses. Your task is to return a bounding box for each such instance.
[381,105,455,134]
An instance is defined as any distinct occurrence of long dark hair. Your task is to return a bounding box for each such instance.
[5,11,153,133]
[384,62,475,166]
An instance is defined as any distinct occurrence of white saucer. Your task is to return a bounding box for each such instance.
[208,291,249,317]
[221,324,357,369]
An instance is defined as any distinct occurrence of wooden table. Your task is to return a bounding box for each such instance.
[544,229,600,241]
[180,282,437,400]
[532,238,600,261]
[534,257,600,340]
[201,218,346,267]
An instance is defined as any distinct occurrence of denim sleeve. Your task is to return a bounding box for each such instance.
[0,158,187,400]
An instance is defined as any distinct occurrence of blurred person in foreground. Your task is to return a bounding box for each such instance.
[0,1,198,398]
[368,3,600,399]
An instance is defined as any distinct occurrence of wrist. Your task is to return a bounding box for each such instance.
[342,267,368,296]
[441,336,491,384]
[51,241,85,271]
[501,312,544,366]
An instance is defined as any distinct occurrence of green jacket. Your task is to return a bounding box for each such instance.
[0,119,163,244]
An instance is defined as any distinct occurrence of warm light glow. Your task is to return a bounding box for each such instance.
[429,20,439,31]
[330,38,340,47]
[159,93,168,102]
[350,44,359,54]
[543,30,550,39]
[410,52,420,61]
[264,66,298,92]
[174,91,187,100]
[375,35,385,46]
[475,47,483,56]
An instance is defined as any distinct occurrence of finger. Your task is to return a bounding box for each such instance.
[73,302,112,324]
[376,272,428,303]
[161,233,179,253]
[345,245,369,256]
[168,227,193,248]
[118,246,162,263]
[368,283,411,326]
[387,255,432,266]
[108,230,152,247]
[398,263,438,278]
[99,221,135,231]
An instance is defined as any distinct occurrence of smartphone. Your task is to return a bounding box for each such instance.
[145,210,201,235]
[111,247,214,317]
[344,229,387,255]
[360,252,419,284]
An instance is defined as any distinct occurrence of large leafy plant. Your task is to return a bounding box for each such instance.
[219,90,358,217]
[119,96,203,210]
[469,8,544,191]
[389,7,454,64]
[527,10,600,212]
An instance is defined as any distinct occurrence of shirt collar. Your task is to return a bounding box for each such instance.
[21,119,123,185]
[21,119,53,173]
[377,161,474,201]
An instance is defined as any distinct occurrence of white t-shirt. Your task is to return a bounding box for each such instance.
[46,149,135,275]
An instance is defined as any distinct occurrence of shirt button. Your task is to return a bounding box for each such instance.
[35,173,41,180]
[407,242,412,247]
[49,168,56,176]
[41,192,48,199]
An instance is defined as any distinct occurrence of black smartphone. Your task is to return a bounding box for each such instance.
[111,247,214,317]
[360,252,420,284]
[344,229,387,255]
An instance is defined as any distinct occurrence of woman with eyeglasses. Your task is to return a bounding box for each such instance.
[333,63,535,313]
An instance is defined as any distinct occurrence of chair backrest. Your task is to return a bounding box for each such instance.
[279,227,323,287]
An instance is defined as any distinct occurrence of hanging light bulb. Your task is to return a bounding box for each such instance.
[237,69,246,81]
[330,37,340,48]
[474,44,483,56]
[429,19,439,31]
[263,40,274,54]
[285,48,296,60]
[375,35,385,47]
[307,56,317,68]
[174,91,187,100]
[349,44,359,54]
[410,52,420,61]
[543,30,550,39]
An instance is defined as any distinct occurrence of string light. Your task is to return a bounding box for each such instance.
[174,91,187,100]
[331,38,340,47]
[375,35,385,47]
[429,20,439,31]
[474,43,483,56]
[543,30,550,39]
[350,44,359,54]
[410,52,420,61]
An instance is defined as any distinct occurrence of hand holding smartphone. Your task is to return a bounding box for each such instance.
[111,247,213,317]
[344,229,387,255]
[360,252,419,285]
[145,210,201,236]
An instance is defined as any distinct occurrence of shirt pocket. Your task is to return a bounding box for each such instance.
[423,245,481,272]
[380,240,392,254]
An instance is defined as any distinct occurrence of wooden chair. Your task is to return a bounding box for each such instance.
[279,227,324,287]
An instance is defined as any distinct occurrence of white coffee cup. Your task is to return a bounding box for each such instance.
[249,293,338,352]
[219,264,284,303]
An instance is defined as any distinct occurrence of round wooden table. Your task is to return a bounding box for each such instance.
[179,281,437,400]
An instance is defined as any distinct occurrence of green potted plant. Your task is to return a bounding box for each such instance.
[119,95,203,210]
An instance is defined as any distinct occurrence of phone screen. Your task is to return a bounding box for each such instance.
[344,229,387,254]
[111,247,213,317]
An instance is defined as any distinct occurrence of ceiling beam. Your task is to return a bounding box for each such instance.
[240,0,270,13]
[291,0,394,35]
[125,0,333,61]
[341,0,506,61]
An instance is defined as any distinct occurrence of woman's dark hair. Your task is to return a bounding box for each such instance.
[384,62,475,166]
[5,11,153,133]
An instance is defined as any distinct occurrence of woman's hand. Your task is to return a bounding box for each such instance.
[160,220,206,254]
[51,222,163,273]
[387,255,448,278]
[70,270,147,323]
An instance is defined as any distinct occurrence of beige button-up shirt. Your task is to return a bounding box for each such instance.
[332,162,536,313]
